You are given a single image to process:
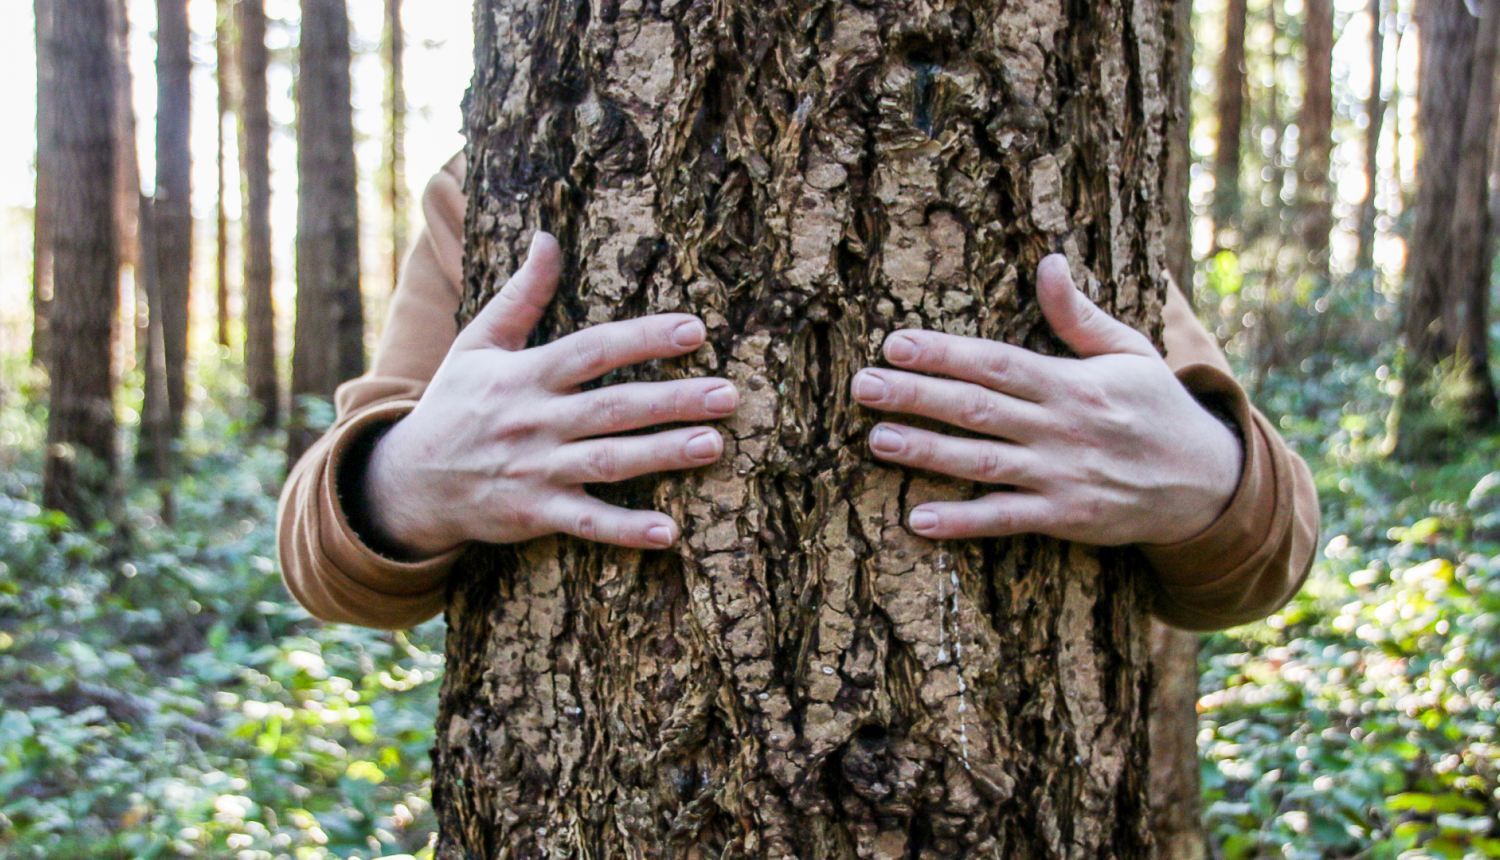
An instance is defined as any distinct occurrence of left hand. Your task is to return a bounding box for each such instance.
[851,254,1243,547]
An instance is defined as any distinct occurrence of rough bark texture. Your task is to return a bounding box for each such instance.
[1396,0,1500,457]
[1213,0,1248,248]
[434,2,1176,858]
[32,0,54,367]
[384,0,408,292]
[1298,0,1334,273]
[289,0,364,461]
[217,0,234,350]
[153,0,193,441]
[42,0,118,522]
[1146,624,1204,860]
[1355,0,1386,275]
[238,0,278,429]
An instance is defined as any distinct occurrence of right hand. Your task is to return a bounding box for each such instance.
[362,232,739,558]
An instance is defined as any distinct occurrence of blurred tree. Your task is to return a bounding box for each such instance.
[216,0,235,350]
[1355,0,1389,276]
[383,0,407,293]
[238,0,278,429]
[1213,0,1249,250]
[435,2,1174,857]
[142,0,193,451]
[1299,0,1334,277]
[31,0,54,367]
[1395,0,1500,458]
[110,0,140,276]
[42,0,119,521]
[289,0,363,462]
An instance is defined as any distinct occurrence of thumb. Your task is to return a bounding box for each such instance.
[1035,254,1155,358]
[456,231,562,351]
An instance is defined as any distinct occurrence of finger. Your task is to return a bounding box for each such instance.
[545,493,680,549]
[881,329,1059,403]
[867,423,1041,487]
[852,369,1047,441]
[553,428,725,483]
[1034,254,1156,358]
[456,231,563,352]
[908,493,1055,540]
[558,379,738,439]
[536,314,708,390]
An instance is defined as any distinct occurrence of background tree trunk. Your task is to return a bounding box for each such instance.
[111,0,140,276]
[1355,0,1387,276]
[147,0,192,444]
[42,0,119,522]
[383,0,407,292]
[1298,0,1334,275]
[435,2,1176,857]
[289,0,363,462]
[31,0,54,368]
[238,0,278,430]
[216,0,234,351]
[1395,0,1500,458]
[1214,0,1249,250]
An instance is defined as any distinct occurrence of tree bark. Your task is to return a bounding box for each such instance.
[216,0,234,350]
[147,0,192,443]
[435,2,1175,857]
[32,0,55,367]
[42,0,119,522]
[1214,0,1250,250]
[384,0,407,292]
[289,0,363,462]
[1355,0,1387,276]
[110,0,140,275]
[1298,0,1335,274]
[238,0,278,430]
[1396,0,1500,457]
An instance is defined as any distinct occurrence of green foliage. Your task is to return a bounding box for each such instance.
[0,356,442,860]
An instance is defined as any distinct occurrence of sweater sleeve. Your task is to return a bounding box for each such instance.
[276,154,468,630]
[1142,280,1321,631]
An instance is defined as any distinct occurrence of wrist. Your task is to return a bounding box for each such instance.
[355,418,465,560]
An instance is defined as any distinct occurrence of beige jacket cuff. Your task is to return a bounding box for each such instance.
[278,399,460,630]
[1141,363,1320,632]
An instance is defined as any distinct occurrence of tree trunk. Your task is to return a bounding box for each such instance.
[383,0,407,292]
[148,0,192,443]
[42,0,118,522]
[1396,0,1500,458]
[289,0,363,463]
[32,0,55,367]
[1299,0,1335,274]
[435,2,1175,857]
[1214,0,1249,250]
[110,0,140,275]
[1355,0,1387,276]
[238,0,278,430]
[216,0,234,350]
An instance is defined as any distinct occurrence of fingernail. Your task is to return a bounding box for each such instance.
[647,525,675,547]
[704,384,738,414]
[870,425,904,454]
[910,510,939,532]
[853,371,888,402]
[528,231,545,258]
[886,334,918,363]
[685,431,721,460]
[673,320,707,348]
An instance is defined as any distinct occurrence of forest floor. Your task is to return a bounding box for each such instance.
[1,332,1499,860]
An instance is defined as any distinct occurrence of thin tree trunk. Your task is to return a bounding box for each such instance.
[150,0,192,443]
[216,0,233,350]
[1396,0,1500,457]
[238,0,278,429]
[32,0,55,368]
[436,2,1175,857]
[111,0,140,275]
[1355,0,1387,275]
[138,196,175,522]
[289,0,363,462]
[383,0,407,292]
[43,0,118,522]
[1214,0,1250,250]
[1299,0,1335,275]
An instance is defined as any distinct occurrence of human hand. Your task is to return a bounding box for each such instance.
[851,255,1242,547]
[363,232,738,558]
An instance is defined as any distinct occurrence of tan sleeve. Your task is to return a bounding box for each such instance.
[276,154,469,630]
[1142,280,1321,631]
